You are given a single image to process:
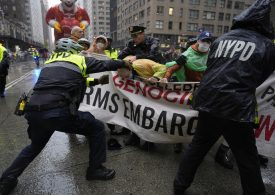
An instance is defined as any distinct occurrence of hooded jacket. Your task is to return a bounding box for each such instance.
[192,0,275,123]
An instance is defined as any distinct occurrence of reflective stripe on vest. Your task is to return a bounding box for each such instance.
[45,52,87,77]
[0,45,7,62]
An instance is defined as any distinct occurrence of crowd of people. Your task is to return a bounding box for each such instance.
[0,0,275,195]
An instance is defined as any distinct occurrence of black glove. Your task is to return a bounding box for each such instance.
[175,55,187,66]
[98,74,109,85]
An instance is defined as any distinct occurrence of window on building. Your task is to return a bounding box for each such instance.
[181,0,184,2]
[179,22,182,30]
[134,14,138,21]
[155,20,164,29]
[227,0,232,9]
[12,6,16,11]
[168,21,173,29]
[225,13,231,21]
[217,25,222,34]
[204,0,216,7]
[187,23,198,31]
[139,10,144,18]
[189,0,200,5]
[147,20,150,28]
[202,24,214,32]
[203,11,215,20]
[224,26,229,33]
[189,9,199,19]
[147,7,151,16]
[180,8,183,17]
[169,7,174,16]
[220,0,225,8]
[234,1,245,9]
[157,6,164,15]
[218,12,224,21]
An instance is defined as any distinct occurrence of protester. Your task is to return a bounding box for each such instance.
[174,1,275,194]
[70,26,84,42]
[0,38,131,195]
[161,31,212,153]
[0,43,10,98]
[118,26,165,150]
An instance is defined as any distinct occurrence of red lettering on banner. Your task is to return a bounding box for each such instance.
[255,115,275,141]
[113,75,124,88]
[123,79,135,93]
[148,87,163,99]
[163,91,180,103]
[135,81,148,96]
[179,92,191,105]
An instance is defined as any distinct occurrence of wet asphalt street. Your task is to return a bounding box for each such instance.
[0,60,275,195]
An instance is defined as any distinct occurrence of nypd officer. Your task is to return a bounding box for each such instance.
[0,38,131,195]
[118,26,164,149]
[118,26,164,64]
[174,1,275,195]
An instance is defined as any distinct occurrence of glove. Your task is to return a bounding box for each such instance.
[117,68,131,79]
[53,22,62,33]
[98,74,109,85]
[175,55,187,66]
[79,23,86,31]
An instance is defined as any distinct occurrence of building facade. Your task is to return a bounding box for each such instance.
[115,0,255,49]
[30,0,45,45]
[83,0,111,39]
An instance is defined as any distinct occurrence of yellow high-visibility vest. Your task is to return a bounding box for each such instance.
[104,49,118,60]
[45,52,87,77]
[0,45,7,62]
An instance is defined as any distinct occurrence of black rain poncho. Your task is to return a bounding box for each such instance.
[192,0,275,123]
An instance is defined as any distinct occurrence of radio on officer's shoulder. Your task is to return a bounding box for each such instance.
[14,93,28,116]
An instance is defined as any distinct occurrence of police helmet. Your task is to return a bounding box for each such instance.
[77,38,91,47]
[55,38,83,54]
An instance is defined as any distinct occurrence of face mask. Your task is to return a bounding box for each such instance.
[96,43,105,50]
[198,42,210,53]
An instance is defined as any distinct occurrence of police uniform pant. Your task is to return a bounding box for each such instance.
[0,74,7,94]
[174,111,265,195]
[0,109,106,180]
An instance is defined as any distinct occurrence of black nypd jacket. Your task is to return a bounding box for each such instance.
[192,0,275,123]
[118,36,164,63]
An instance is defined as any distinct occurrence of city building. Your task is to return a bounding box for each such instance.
[115,0,255,49]
[30,0,45,45]
[83,0,111,39]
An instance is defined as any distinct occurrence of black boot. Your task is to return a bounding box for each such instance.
[124,133,140,146]
[258,154,268,168]
[215,144,234,169]
[0,178,18,195]
[86,165,116,181]
[140,141,155,151]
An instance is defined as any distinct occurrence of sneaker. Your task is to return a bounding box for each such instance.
[215,144,234,169]
[123,133,140,146]
[0,178,18,195]
[86,165,116,181]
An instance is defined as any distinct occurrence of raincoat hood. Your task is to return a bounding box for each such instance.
[231,0,274,39]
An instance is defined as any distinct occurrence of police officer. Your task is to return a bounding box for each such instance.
[0,44,10,98]
[0,38,131,195]
[118,26,164,64]
[104,36,118,60]
[118,26,165,150]
[174,1,275,194]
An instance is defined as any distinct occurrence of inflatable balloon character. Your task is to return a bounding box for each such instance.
[45,0,90,41]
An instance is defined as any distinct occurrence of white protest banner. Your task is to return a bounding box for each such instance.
[79,72,275,157]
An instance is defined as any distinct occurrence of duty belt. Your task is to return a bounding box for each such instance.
[25,101,68,112]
